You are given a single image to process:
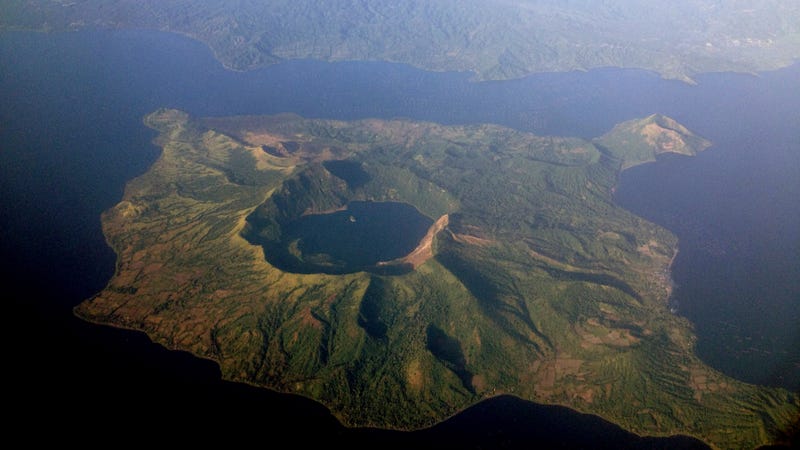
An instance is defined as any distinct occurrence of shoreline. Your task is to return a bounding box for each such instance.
[71,305,710,445]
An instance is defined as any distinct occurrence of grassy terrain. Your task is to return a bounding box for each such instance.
[75,108,799,449]
[3,1,799,82]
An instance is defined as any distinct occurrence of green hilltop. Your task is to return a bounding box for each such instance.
[76,109,799,449]
[594,114,713,170]
[3,0,800,82]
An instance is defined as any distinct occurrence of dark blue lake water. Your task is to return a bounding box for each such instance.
[257,201,433,274]
[1,29,797,445]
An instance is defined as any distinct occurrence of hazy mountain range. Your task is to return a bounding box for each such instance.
[3,0,799,82]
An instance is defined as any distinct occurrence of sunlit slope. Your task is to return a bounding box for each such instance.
[76,109,799,449]
[4,0,800,82]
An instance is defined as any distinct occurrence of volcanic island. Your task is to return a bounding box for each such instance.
[76,109,799,449]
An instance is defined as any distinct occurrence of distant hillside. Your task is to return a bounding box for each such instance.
[2,0,799,81]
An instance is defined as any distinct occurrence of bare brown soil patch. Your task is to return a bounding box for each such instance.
[299,305,323,329]
[451,233,494,246]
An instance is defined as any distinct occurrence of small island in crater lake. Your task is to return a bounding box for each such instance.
[76,108,799,449]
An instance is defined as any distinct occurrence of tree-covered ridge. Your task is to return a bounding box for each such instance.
[75,109,799,449]
[3,0,799,82]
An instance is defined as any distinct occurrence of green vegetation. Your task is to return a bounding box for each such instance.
[3,1,799,82]
[594,114,713,170]
[75,109,799,449]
